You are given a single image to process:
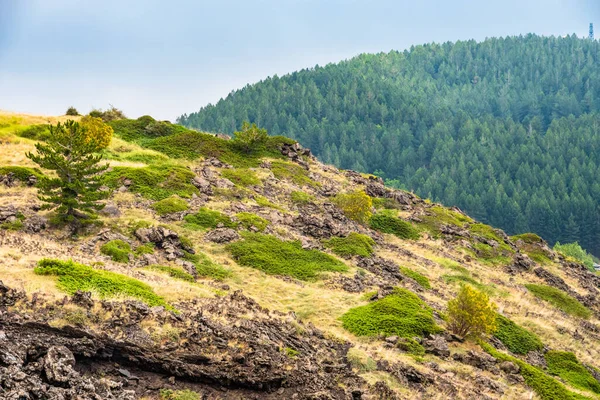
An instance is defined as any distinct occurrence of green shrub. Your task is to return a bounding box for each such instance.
[447,285,497,339]
[369,212,420,240]
[0,166,44,181]
[332,190,373,223]
[322,232,375,258]
[65,106,79,116]
[494,314,543,355]
[511,233,544,244]
[100,240,131,263]
[160,389,201,400]
[183,208,237,230]
[554,242,595,271]
[290,191,315,205]
[340,287,442,338]
[283,347,299,358]
[134,243,155,256]
[221,168,261,187]
[15,124,51,140]
[102,165,198,200]
[151,196,189,216]
[396,337,426,356]
[182,251,232,281]
[146,265,195,282]
[399,266,431,289]
[226,233,347,281]
[0,219,24,231]
[416,205,472,236]
[235,212,269,232]
[545,351,600,394]
[271,160,319,188]
[34,258,169,308]
[525,284,591,319]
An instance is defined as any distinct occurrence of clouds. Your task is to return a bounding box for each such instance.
[0,0,597,120]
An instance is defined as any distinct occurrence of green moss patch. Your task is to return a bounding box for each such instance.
[151,196,189,216]
[0,166,44,181]
[100,240,131,263]
[341,287,442,338]
[102,165,198,200]
[399,266,431,289]
[235,212,269,232]
[182,251,232,281]
[34,258,169,308]
[221,168,261,187]
[369,212,420,240]
[322,232,375,258]
[146,264,195,282]
[271,160,319,188]
[525,284,591,319]
[494,314,543,355]
[290,191,315,205]
[226,233,347,281]
[183,208,237,230]
[545,351,600,394]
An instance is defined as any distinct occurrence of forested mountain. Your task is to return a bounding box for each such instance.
[178,34,600,255]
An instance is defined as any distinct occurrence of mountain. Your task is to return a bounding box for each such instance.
[178,34,600,256]
[2,111,600,399]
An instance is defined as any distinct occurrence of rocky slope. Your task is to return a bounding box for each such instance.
[2,111,600,399]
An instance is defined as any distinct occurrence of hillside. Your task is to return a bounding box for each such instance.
[178,34,600,257]
[3,112,600,399]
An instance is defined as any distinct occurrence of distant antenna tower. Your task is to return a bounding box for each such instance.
[590,23,594,40]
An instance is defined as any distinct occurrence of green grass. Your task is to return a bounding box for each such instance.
[369,211,420,240]
[34,258,169,308]
[100,240,131,263]
[442,274,496,295]
[525,284,591,319]
[435,257,469,274]
[221,168,261,187]
[134,243,155,256]
[554,242,595,271]
[545,351,600,394]
[235,212,269,232]
[151,196,189,216]
[183,208,238,230]
[322,232,375,258]
[371,197,400,210]
[182,251,232,281]
[511,232,544,244]
[399,266,431,289]
[254,194,283,210]
[0,166,44,181]
[416,205,472,236]
[102,165,198,200]
[146,265,195,282]
[160,389,201,400]
[226,233,347,281]
[494,314,544,355]
[340,287,442,338]
[14,124,51,140]
[290,191,315,205]
[271,160,319,188]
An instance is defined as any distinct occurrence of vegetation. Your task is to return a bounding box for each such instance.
[369,211,420,240]
[340,287,442,338]
[26,120,111,227]
[399,266,430,289]
[416,206,471,236]
[235,212,269,232]
[226,233,347,281]
[442,274,495,296]
[182,251,231,281]
[232,121,268,153]
[271,160,319,188]
[89,105,126,122]
[159,389,201,400]
[146,264,195,282]
[179,35,600,257]
[0,166,43,181]
[134,243,154,256]
[545,351,600,394]
[331,190,372,223]
[221,168,261,187]
[447,285,497,339]
[494,314,543,355]
[183,208,237,230]
[80,115,113,148]
[151,196,189,216]
[100,240,131,263]
[322,232,375,258]
[290,191,315,205]
[34,258,168,308]
[525,284,591,319]
[15,124,51,140]
[553,242,595,271]
[65,106,79,116]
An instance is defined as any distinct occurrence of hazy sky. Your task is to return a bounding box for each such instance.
[1,0,598,121]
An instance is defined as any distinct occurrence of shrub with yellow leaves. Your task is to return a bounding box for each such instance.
[80,115,113,149]
[332,190,373,223]
[447,284,497,339]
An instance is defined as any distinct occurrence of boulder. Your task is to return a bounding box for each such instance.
[423,335,450,358]
[506,252,534,274]
[44,346,79,385]
[205,228,240,243]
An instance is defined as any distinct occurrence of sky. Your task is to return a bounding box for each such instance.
[0,0,598,121]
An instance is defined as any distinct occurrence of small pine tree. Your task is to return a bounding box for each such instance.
[233,121,268,153]
[447,284,497,339]
[65,106,79,116]
[26,120,111,228]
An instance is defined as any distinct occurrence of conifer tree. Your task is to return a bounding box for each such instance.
[26,120,112,228]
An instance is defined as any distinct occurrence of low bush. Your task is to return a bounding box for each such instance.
[494,314,543,355]
[235,212,269,232]
[396,337,426,356]
[134,243,155,256]
[322,232,375,258]
[151,196,189,216]
[290,191,315,205]
[525,284,591,319]
[399,266,431,289]
[100,240,131,263]
[146,265,195,282]
[447,285,497,339]
[182,251,232,281]
[65,106,79,116]
[511,232,544,244]
[271,160,319,188]
[102,165,198,200]
[369,212,420,240]
[15,124,51,141]
[221,168,261,187]
[545,351,600,394]
[34,258,168,308]
[332,190,372,223]
[340,287,442,338]
[226,233,347,281]
[183,208,237,230]
[0,166,44,181]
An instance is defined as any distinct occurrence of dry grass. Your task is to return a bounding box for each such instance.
[0,110,82,125]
